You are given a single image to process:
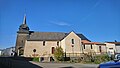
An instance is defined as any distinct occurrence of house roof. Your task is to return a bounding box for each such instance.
[82,40,105,45]
[106,42,120,45]
[27,32,90,41]
[76,34,90,41]
[28,32,66,41]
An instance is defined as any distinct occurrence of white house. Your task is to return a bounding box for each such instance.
[0,50,2,56]
[1,47,15,56]
[105,42,120,54]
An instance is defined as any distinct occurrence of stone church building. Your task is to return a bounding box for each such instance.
[15,15,107,60]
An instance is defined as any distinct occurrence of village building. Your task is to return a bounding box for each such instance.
[1,47,15,56]
[81,40,107,54]
[15,15,120,61]
[105,42,120,55]
[15,15,90,58]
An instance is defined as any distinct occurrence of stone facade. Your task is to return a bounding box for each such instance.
[61,32,82,54]
[23,31,82,57]
[24,41,57,57]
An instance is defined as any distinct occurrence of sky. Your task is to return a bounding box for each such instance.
[0,0,120,49]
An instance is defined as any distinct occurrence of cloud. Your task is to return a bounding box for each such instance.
[50,20,71,26]
[80,1,101,22]
[92,0,101,9]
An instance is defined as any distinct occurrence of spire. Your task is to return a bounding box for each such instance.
[23,14,26,24]
[18,14,30,33]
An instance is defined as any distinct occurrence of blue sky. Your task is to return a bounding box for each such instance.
[0,0,120,49]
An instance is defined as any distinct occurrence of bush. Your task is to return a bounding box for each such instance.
[80,53,110,64]
[54,46,64,61]
[32,57,39,62]
[94,54,110,64]
[81,50,96,63]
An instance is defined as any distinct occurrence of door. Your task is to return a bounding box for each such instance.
[52,47,55,54]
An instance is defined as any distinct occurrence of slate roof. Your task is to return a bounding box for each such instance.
[27,32,90,41]
[76,34,90,41]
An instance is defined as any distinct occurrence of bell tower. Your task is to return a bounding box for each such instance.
[15,15,30,56]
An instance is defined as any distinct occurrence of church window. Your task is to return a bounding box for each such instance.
[71,39,74,44]
[43,41,45,46]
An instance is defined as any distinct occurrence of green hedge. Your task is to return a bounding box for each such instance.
[32,57,39,62]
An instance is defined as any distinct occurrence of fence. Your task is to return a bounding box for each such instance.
[65,53,84,57]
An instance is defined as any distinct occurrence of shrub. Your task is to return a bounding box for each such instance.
[80,52,110,64]
[81,50,96,63]
[32,57,39,62]
[54,46,64,61]
[94,54,110,64]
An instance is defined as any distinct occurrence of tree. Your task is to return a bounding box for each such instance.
[87,50,96,62]
[54,46,64,61]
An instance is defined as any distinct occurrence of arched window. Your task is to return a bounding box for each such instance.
[71,39,74,44]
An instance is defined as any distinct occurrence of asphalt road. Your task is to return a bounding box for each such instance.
[0,57,42,68]
[30,61,99,68]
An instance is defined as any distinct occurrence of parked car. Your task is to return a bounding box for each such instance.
[98,54,120,68]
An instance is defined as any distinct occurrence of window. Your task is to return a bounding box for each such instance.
[109,48,113,49]
[71,39,74,44]
[99,46,101,52]
[33,49,36,53]
[43,41,45,46]
[83,44,85,49]
[91,44,93,49]
[52,47,55,54]
[57,41,59,46]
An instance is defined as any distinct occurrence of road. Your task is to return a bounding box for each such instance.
[30,61,99,68]
[0,57,42,68]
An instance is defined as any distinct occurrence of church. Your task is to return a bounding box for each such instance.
[15,15,107,61]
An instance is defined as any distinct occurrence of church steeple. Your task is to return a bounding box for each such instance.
[15,14,30,56]
[18,15,30,33]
